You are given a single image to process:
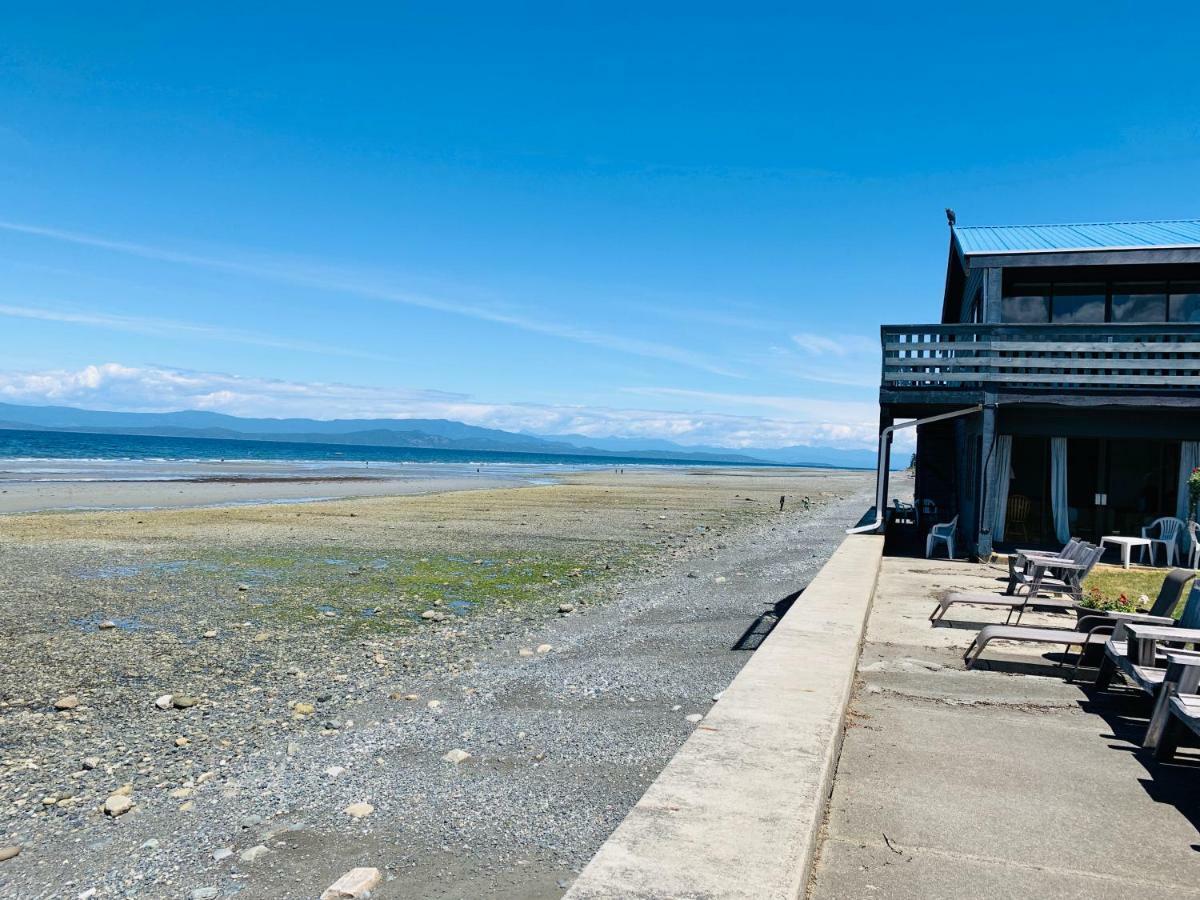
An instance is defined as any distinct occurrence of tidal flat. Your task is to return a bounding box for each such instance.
[0,467,873,899]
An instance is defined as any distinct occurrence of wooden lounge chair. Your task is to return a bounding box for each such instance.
[962,568,1194,671]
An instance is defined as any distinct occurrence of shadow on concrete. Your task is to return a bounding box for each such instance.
[1077,687,1200,839]
[731,588,804,652]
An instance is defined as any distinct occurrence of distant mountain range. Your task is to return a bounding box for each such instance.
[0,401,889,469]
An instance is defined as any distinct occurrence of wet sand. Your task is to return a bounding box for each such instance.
[0,474,521,515]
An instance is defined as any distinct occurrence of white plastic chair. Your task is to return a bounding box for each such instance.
[1189,520,1200,570]
[925,515,958,559]
[1142,516,1187,566]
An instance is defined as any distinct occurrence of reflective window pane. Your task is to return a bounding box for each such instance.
[1001,284,1050,323]
[1052,284,1106,323]
[1111,282,1167,322]
[1169,282,1200,322]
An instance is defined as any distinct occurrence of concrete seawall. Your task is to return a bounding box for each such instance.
[565,533,885,900]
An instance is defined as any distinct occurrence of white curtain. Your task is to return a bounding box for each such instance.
[1051,437,1070,544]
[991,435,1013,541]
[1177,441,1200,521]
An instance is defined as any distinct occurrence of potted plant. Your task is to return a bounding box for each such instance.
[1074,586,1150,621]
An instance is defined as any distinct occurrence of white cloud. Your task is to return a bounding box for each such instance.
[0,220,741,378]
[791,331,876,357]
[0,362,886,450]
[0,302,396,361]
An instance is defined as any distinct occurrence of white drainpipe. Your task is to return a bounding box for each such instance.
[846,405,983,535]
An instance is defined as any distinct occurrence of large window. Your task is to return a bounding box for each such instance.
[1000,284,1049,323]
[1051,283,1106,323]
[1000,271,1200,323]
[1169,282,1200,322]
[1112,282,1167,322]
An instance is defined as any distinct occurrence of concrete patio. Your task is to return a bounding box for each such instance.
[809,554,1200,899]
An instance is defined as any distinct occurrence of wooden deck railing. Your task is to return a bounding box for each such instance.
[882,323,1200,392]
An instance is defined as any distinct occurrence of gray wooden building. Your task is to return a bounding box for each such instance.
[877,217,1200,559]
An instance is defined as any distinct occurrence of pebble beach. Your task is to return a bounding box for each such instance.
[0,467,872,899]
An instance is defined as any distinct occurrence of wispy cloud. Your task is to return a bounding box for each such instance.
[0,362,883,449]
[0,301,397,361]
[791,331,876,357]
[0,220,741,378]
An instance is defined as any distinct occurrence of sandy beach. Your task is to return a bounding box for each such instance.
[0,466,873,899]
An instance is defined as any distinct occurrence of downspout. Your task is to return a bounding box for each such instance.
[846,404,983,535]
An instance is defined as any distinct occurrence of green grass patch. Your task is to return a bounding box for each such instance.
[188,547,636,635]
[1083,566,1169,607]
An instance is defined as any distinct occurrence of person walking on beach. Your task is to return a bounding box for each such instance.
[779,495,786,511]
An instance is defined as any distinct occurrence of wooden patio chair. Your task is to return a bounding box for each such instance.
[1005,494,1031,543]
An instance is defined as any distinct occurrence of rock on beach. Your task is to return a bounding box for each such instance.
[321,867,382,900]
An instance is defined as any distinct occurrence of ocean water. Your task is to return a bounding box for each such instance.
[0,428,736,483]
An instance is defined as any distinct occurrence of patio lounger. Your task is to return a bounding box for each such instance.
[962,611,1172,670]
[929,591,1075,624]
[963,566,1191,671]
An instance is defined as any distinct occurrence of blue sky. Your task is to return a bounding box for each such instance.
[1,3,1198,449]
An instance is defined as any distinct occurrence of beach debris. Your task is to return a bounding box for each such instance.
[557,603,575,614]
[236,583,250,592]
[426,699,441,709]
[326,765,346,779]
[103,792,134,817]
[139,838,159,851]
[0,846,19,862]
[82,756,101,770]
[442,748,472,764]
[293,702,316,717]
[518,648,534,657]
[172,695,197,709]
[536,644,553,654]
[154,694,174,710]
[321,867,382,900]
[174,737,190,747]
[420,609,445,621]
[212,848,232,861]
[54,695,79,711]
[202,630,217,639]
[685,713,703,723]
[687,571,699,578]
[191,889,219,900]
[343,801,374,819]
[239,844,270,863]
[98,620,116,630]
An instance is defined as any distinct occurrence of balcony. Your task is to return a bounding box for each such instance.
[881,323,1200,405]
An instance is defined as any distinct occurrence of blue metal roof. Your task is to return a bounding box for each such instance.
[953,219,1200,255]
